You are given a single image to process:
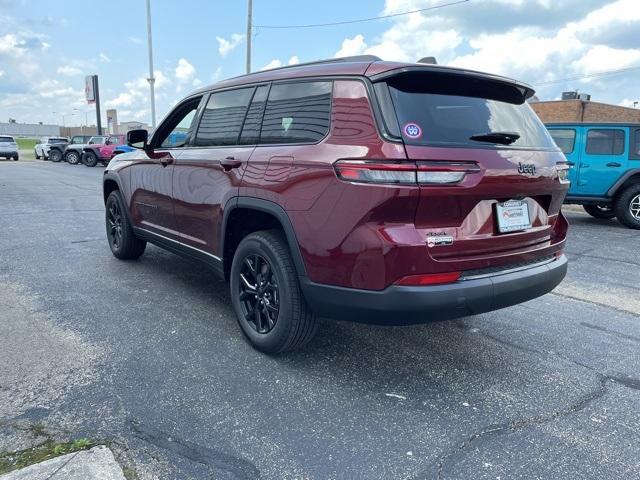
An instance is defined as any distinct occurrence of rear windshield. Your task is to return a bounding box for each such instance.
[0,136,14,142]
[383,76,555,149]
[49,138,67,144]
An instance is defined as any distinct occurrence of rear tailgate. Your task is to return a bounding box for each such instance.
[374,68,569,268]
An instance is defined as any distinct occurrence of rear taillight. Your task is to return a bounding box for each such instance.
[334,160,480,186]
[556,162,570,184]
[394,271,462,286]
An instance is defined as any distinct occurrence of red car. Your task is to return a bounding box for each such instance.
[82,134,125,167]
[102,55,569,353]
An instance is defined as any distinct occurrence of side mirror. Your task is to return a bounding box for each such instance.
[105,139,111,145]
[127,129,149,149]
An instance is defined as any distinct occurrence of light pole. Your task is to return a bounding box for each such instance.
[74,108,89,134]
[246,0,252,74]
[146,0,157,128]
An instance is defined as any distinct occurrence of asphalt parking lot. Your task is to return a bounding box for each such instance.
[1,160,639,479]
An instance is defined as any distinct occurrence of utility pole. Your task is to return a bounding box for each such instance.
[146,0,157,128]
[246,0,252,74]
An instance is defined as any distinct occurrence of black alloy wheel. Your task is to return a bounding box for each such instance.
[49,149,62,162]
[107,198,123,251]
[238,254,280,334]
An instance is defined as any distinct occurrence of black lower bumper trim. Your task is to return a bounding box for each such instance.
[300,255,568,325]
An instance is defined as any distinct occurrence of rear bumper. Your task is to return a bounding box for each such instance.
[1,151,18,157]
[300,254,568,324]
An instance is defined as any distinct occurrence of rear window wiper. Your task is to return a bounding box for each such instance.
[469,131,520,145]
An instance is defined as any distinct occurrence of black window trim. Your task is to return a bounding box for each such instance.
[238,83,272,146]
[585,128,626,156]
[548,127,576,154]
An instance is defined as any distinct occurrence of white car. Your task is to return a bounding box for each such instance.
[34,136,68,160]
[0,135,19,161]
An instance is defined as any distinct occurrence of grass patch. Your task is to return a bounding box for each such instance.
[0,438,94,474]
[15,138,38,150]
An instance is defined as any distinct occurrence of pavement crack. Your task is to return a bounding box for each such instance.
[580,322,640,344]
[128,419,261,479]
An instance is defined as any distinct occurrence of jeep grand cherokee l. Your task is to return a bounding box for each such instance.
[103,56,569,354]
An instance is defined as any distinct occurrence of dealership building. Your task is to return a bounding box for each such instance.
[531,93,640,123]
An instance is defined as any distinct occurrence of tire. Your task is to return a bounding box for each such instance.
[583,204,616,220]
[614,184,640,229]
[105,190,147,259]
[12,156,18,161]
[49,149,62,162]
[34,149,40,160]
[83,151,98,167]
[230,230,318,354]
[65,150,81,165]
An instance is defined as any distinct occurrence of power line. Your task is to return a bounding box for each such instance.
[535,65,640,86]
[253,0,470,29]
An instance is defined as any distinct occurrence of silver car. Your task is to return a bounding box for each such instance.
[0,136,19,161]
[34,136,68,160]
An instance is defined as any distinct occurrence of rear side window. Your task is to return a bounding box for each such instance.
[631,129,640,159]
[548,129,576,154]
[586,129,625,155]
[239,85,269,145]
[194,88,254,147]
[382,75,555,149]
[260,81,332,144]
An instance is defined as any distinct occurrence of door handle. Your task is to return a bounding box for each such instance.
[606,162,621,167]
[566,161,575,167]
[220,156,242,171]
[160,157,173,167]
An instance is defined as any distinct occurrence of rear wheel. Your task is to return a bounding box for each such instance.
[105,190,147,259]
[49,149,62,162]
[583,204,616,219]
[230,230,317,354]
[65,150,81,165]
[615,184,640,229]
[12,155,18,161]
[83,151,98,167]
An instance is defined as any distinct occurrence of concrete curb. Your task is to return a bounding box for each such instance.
[0,446,126,480]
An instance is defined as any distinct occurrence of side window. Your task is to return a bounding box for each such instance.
[632,129,640,159]
[158,98,202,148]
[194,88,254,147]
[260,81,332,144]
[548,129,576,154]
[239,85,269,145]
[585,129,625,155]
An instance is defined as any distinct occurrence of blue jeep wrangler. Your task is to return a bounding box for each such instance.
[546,123,640,229]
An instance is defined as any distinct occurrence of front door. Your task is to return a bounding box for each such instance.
[575,127,628,196]
[172,86,262,256]
[128,97,202,239]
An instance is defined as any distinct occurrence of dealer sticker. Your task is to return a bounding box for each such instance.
[403,122,422,139]
[427,234,454,248]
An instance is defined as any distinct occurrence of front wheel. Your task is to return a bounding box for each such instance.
[583,204,616,219]
[615,184,640,229]
[230,230,318,354]
[105,190,147,259]
[83,151,98,167]
[65,150,81,165]
[49,149,62,162]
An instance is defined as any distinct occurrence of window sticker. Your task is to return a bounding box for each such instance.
[403,122,422,139]
[282,117,293,132]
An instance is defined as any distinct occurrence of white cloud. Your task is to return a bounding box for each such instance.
[56,65,83,76]
[175,58,196,82]
[570,45,640,74]
[260,56,300,71]
[128,36,143,45]
[335,34,367,58]
[99,52,111,63]
[216,33,244,57]
[288,55,300,65]
[0,70,4,78]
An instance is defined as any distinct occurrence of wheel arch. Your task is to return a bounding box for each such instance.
[608,169,640,198]
[221,197,308,281]
[103,174,122,204]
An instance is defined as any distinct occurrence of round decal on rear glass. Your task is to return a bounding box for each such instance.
[403,122,422,139]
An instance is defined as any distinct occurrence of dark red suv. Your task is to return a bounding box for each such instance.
[103,56,569,353]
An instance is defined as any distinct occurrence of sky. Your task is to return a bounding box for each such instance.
[0,0,639,127]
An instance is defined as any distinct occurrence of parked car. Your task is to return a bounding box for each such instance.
[112,144,135,156]
[547,123,640,229]
[103,55,569,353]
[81,134,126,167]
[60,135,106,165]
[34,136,68,159]
[0,135,19,160]
[48,135,92,163]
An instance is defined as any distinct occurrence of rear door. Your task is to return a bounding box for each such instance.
[375,70,567,263]
[574,127,628,196]
[172,86,259,256]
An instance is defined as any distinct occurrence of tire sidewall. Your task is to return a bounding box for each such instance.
[49,150,62,162]
[66,151,80,164]
[105,193,123,254]
[616,184,640,229]
[230,235,296,353]
[84,152,97,167]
